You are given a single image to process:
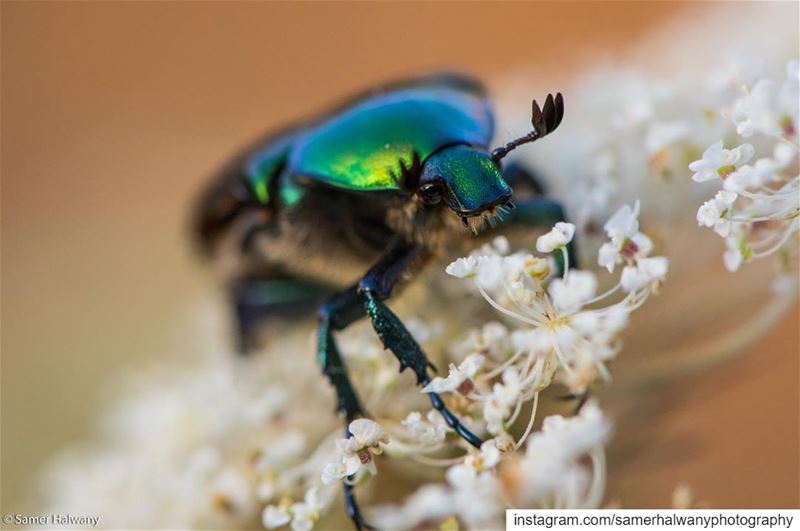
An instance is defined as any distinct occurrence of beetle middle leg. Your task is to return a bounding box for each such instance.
[317,287,375,530]
[232,276,333,353]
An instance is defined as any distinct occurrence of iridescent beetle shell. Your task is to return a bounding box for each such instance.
[289,86,493,191]
[240,74,505,216]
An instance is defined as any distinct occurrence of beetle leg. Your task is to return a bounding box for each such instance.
[358,244,483,449]
[317,287,375,531]
[314,243,484,530]
[501,161,548,196]
[317,286,369,420]
[233,277,333,353]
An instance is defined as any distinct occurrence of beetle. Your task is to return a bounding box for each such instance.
[192,73,567,529]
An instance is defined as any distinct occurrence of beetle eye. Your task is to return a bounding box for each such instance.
[418,183,444,205]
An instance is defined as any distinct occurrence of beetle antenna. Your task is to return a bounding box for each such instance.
[491,92,564,163]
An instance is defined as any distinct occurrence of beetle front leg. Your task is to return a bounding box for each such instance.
[358,244,483,449]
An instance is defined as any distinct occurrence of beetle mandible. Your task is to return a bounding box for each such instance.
[193,73,568,529]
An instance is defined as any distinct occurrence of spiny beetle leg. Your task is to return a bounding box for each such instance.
[361,289,483,449]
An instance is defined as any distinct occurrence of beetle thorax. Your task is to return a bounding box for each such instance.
[385,197,463,251]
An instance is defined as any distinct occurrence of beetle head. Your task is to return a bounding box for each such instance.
[418,145,512,230]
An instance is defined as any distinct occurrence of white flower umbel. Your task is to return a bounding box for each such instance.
[442,203,666,441]
[371,401,614,528]
[693,59,800,277]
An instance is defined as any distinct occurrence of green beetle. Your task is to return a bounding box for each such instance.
[193,73,566,529]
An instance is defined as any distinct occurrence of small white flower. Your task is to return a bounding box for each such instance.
[290,488,323,531]
[421,353,484,395]
[638,257,669,282]
[731,80,780,137]
[444,461,501,527]
[723,236,747,272]
[477,235,511,256]
[445,256,478,278]
[728,62,798,139]
[320,462,347,486]
[620,257,668,292]
[483,367,523,434]
[603,201,640,242]
[774,142,798,168]
[597,200,654,273]
[548,271,597,311]
[324,419,388,484]
[536,222,576,253]
[464,440,501,472]
[340,419,388,475]
[455,322,511,362]
[689,141,755,182]
[518,401,612,508]
[401,410,450,445]
[473,255,507,290]
[597,242,619,273]
[263,503,292,529]
[697,190,737,237]
[370,484,453,530]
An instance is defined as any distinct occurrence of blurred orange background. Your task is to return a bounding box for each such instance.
[2,0,797,516]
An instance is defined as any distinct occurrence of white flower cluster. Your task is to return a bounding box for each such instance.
[441,202,666,410]
[372,401,612,529]
[363,205,665,528]
[691,60,799,278]
[37,7,796,531]
[498,24,797,294]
